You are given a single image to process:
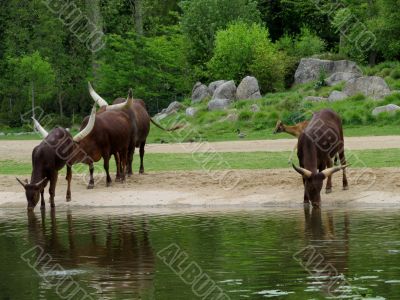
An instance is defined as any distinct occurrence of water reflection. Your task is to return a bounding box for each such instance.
[302,207,352,297]
[0,208,398,299]
[26,210,155,299]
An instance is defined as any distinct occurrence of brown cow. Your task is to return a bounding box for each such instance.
[70,99,135,189]
[292,109,349,207]
[88,83,181,178]
[16,107,96,210]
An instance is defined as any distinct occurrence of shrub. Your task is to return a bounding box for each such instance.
[390,68,400,79]
[294,27,326,58]
[208,21,287,93]
[250,43,287,92]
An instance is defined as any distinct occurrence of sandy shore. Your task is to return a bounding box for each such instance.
[1,136,400,162]
[2,168,400,210]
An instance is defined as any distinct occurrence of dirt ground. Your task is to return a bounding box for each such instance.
[2,135,400,162]
[2,168,400,210]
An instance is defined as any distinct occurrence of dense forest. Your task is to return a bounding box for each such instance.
[0,0,399,128]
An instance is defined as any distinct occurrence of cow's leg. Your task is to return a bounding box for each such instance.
[303,178,309,204]
[66,166,72,202]
[40,190,45,210]
[104,155,112,187]
[87,163,95,189]
[127,146,134,177]
[115,153,121,182]
[49,172,58,209]
[120,149,128,182]
[325,158,333,194]
[139,141,146,174]
[339,150,349,190]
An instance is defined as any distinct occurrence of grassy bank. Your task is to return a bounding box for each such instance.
[2,148,399,175]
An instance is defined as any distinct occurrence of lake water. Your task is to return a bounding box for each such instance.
[0,207,399,299]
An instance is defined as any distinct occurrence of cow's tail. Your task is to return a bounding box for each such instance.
[150,118,184,131]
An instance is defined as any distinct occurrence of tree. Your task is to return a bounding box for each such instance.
[180,0,261,65]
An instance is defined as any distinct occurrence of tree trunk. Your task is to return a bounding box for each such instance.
[58,90,64,117]
[369,51,377,66]
[133,0,143,35]
[85,0,103,78]
[31,81,35,119]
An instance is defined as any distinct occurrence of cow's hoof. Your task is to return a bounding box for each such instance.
[106,182,112,187]
[326,188,332,194]
[66,197,71,202]
[40,205,46,211]
[87,184,94,190]
[343,186,349,191]
[115,177,121,183]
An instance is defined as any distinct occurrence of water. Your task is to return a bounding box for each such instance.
[0,207,399,299]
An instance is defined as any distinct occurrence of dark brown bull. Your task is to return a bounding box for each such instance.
[16,107,97,210]
[88,83,182,178]
[70,98,135,189]
[292,109,349,207]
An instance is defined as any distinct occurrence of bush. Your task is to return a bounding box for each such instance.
[250,43,287,92]
[208,21,288,93]
[390,68,400,80]
[207,22,269,82]
[294,27,326,58]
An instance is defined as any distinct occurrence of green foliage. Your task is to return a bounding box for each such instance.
[96,31,190,113]
[207,22,267,82]
[208,22,287,93]
[180,0,261,64]
[294,27,326,58]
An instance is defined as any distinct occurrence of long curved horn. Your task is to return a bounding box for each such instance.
[32,117,48,138]
[321,164,349,178]
[88,82,108,107]
[73,105,97,142]
[105,97,133,111]
[34,178,47,188]
[16,178,27,188]
[292,163,312,178]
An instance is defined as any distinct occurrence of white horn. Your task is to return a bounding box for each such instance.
[88,82,108,107]
[73,105,97,142]
[32,117,48,138]
[292,164,312,178]
[321,165,349,178]
[105,97,133,111]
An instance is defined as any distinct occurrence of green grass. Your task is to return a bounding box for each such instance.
[2,148,399,175]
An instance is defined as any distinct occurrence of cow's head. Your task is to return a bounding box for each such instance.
[16,178,47,211]
[274,120,285,134]
[292,164,348,207]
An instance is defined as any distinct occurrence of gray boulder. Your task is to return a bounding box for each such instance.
[250,104,260,112]
[186,107,198,117]
[212,80,237,101]
[304,96,327,102]
[208,80,227,95]
[236,76,262,100]
[328,91,348,102]
[295,58,362,84]
[344,76,391,100]
[192,82,211,103]
[325,72,361,86]
[372,104,400,116]
[208,99,233,111]
[154,113,168,121]
[165,101,183,114]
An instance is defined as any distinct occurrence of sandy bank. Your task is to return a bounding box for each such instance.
[1,168,400,211]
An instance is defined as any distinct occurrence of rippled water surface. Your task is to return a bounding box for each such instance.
[0,207,400,299]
